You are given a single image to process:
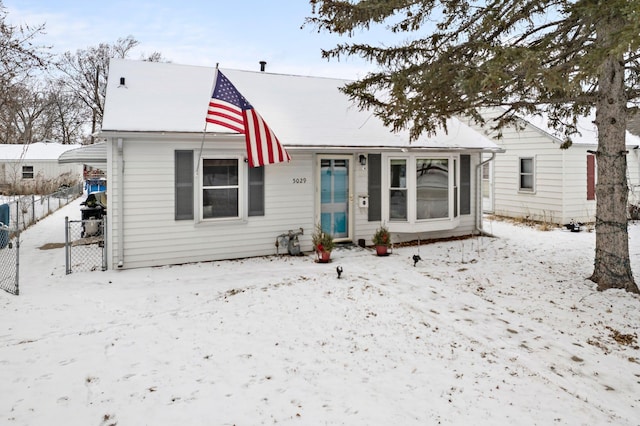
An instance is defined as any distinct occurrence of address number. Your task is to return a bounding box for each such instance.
[292,178,307,184]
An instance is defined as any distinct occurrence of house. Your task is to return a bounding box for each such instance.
[99,59,503,270]
[0,141,83,194]
[472,107,640,225]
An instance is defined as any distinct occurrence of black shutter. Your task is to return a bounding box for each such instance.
[175,150,194,220]
[248,166,265,216]
[460,154,471,215]
[368,154,382,221]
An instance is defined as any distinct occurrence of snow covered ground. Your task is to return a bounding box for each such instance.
[1,197,639,425]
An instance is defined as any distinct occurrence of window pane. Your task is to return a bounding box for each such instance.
[520,174,534,189]
[416,158,449,219]
[203,159,238,186]
[390,189,407,220]
[520,158,533,174]
[390,160,406,188]
[203,188,238,218]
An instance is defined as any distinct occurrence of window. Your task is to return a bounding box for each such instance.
[389,159,407,220]
[202,159,239,219]
[22,166,34,179]
[385,154,460,229]
[519,157,535,191]
[416,158,449,219]
[175,152,264,221]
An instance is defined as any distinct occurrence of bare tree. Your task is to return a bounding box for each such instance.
[0,1,50,143]
[55,36,166,140]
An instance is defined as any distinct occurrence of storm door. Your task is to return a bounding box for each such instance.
[319,157,351,240]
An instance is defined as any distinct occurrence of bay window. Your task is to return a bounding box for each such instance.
[384,153,461,230]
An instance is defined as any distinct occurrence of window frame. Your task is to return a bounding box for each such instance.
[518,157,535,193]
[382,153,460,233]
[22,165,34,179]
[200,156,243,221]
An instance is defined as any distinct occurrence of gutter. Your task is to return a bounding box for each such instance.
[117,138,124,268]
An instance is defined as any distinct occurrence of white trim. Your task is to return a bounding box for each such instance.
[382,152,461,233]
[198,154,246,222]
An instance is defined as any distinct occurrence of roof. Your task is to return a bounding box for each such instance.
[58,142,106,167]
[0,141,82,161]
[101,59,500,151]
[514,108,640,147]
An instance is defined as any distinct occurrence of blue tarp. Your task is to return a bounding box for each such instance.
[0,203,9,248]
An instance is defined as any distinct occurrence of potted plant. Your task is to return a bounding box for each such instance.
[312,224,334,263]
[372,225,391,256]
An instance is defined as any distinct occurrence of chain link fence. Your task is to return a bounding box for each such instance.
[0,183,83,230]
[0,224,19,295]
[0,183,83,295]
[65,216,107,274]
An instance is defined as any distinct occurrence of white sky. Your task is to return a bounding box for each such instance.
[4,0,402,79]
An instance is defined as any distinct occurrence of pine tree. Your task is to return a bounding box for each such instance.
[308,0,640,293]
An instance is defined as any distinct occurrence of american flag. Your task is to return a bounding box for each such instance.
[206,70,291,167]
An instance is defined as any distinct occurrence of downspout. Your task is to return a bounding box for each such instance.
[117,138,124,268]
[475,152,496,236]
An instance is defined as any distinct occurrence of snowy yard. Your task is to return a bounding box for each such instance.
[1,198,639,425]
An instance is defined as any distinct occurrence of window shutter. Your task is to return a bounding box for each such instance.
[175,150,194,220]
[587,154,596,201]
[460,155,471,215]
[248,166,265,216]
[368,154,381,221]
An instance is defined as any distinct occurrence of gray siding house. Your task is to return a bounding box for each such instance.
[99,59,503,270]
[472,107,640,225]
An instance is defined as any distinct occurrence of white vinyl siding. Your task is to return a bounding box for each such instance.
[470,107,598,224]
[107,137,315,269]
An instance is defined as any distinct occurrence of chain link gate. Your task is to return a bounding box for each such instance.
[65,216,107,274]
[0,224,19,295]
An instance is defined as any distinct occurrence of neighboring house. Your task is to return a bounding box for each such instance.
[0,141,83,194]
[99,59,503,270]
[471,107,640,225]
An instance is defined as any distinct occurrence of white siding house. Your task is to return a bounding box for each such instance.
[100,59,503,270]
[472,107,640,225]
[0,141,83,194]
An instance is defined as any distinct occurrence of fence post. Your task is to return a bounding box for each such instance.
[65,216,71,275]
[31,194,35,226]
[15,231,19,296]
[102,215,108,271]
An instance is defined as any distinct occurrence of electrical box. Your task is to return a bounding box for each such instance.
[358,196,369,208]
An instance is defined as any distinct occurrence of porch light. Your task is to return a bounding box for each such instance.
[359,154,367,166]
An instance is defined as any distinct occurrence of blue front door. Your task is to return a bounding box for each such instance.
[320,158,349,239]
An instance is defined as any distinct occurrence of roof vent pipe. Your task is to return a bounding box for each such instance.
[259,61,267,72]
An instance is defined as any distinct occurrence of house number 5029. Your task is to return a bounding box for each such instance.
[292,178,307,184]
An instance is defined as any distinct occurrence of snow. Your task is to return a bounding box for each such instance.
[102,59,500,151]
[0,142,82,161]
[2,197,640,425]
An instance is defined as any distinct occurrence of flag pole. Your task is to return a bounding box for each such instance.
[196,63,219,176]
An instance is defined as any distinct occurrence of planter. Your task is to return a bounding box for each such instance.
[375,245,390,256]
[316,250,331,263]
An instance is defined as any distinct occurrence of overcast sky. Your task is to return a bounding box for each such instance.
[4,0,400,79]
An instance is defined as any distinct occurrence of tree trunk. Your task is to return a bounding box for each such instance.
[590,16,639,293]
